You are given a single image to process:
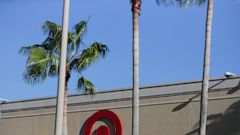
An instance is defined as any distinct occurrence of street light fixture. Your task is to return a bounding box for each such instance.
[224,72,237,78]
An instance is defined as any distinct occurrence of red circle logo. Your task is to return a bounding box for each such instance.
[84,110,123,135]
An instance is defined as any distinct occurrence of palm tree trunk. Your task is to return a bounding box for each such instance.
[199,0,213,135]
[132,1,141,135]
[63,72,70,135]
[62,89,68,135]
[63,90,67,135]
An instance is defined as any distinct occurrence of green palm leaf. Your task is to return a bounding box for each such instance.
[22,47,59,84]
[156,0,206,7]
[70,42,108,72]
[20,20,108,93]
[26,48,48,64]
[19,44,44,56]
[42,21,62,36]
[77,76,96,94]
[23,48,48,84]
[23,64,47,84]
[48,56,59,77]
[72,21,87,49]
[42,21,62,52]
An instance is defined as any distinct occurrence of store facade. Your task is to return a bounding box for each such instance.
[0,77,240,135]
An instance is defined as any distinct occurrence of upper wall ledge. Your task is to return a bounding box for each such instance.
[1,77,240,111]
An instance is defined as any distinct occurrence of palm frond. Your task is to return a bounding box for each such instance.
[19,44,44,56]
[23,48,48,84]
[26,48,48,64]
[23,48,59,84]
[23,64,47,84]
[156,0,206,7]
[74,21,87,44]
[77,76,96,94]
[48,55,59,77]
[42,21,62,36]
[70,42,108,72]
[67,32,77,59]
[41,21,63,52]
[42,21,75,59]
[67,21,87,58]
[20,20,108,93]
[178,0,206,7]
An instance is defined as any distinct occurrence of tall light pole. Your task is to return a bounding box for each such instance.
[54,0,70,135]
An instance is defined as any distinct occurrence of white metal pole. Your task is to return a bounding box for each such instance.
[54,0,70,135]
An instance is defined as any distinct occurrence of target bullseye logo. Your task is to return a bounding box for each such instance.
[84,110,123,135]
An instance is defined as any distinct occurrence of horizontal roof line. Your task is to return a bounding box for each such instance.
[1,77,239,111]
[3,76,239,104]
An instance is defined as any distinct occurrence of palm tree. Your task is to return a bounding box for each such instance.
[199,0,213,134]
[163,1,212,135]
[19,20,108,135]
[131,1,141,135]
[129,0,206,135]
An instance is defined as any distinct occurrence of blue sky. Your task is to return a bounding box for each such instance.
[0,0,239,100]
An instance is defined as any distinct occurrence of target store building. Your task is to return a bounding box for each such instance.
[0,77,240,135]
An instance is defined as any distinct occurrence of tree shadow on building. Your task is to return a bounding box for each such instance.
[172,79,227,112]
[79,120,87,135]
[227,80,240,94]
[186,100,240,135]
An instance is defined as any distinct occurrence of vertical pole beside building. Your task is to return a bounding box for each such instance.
[132,1,140,134]
[54,0,70,135]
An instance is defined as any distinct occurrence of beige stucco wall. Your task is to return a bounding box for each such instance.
[1,78,240,135]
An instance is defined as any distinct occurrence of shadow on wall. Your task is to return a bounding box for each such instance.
[172,79,227,112]
[227,80,240,94]
[172,79,240,112]
[171,80,240,135]
[79,120,87,135]
[186,100,240,135]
